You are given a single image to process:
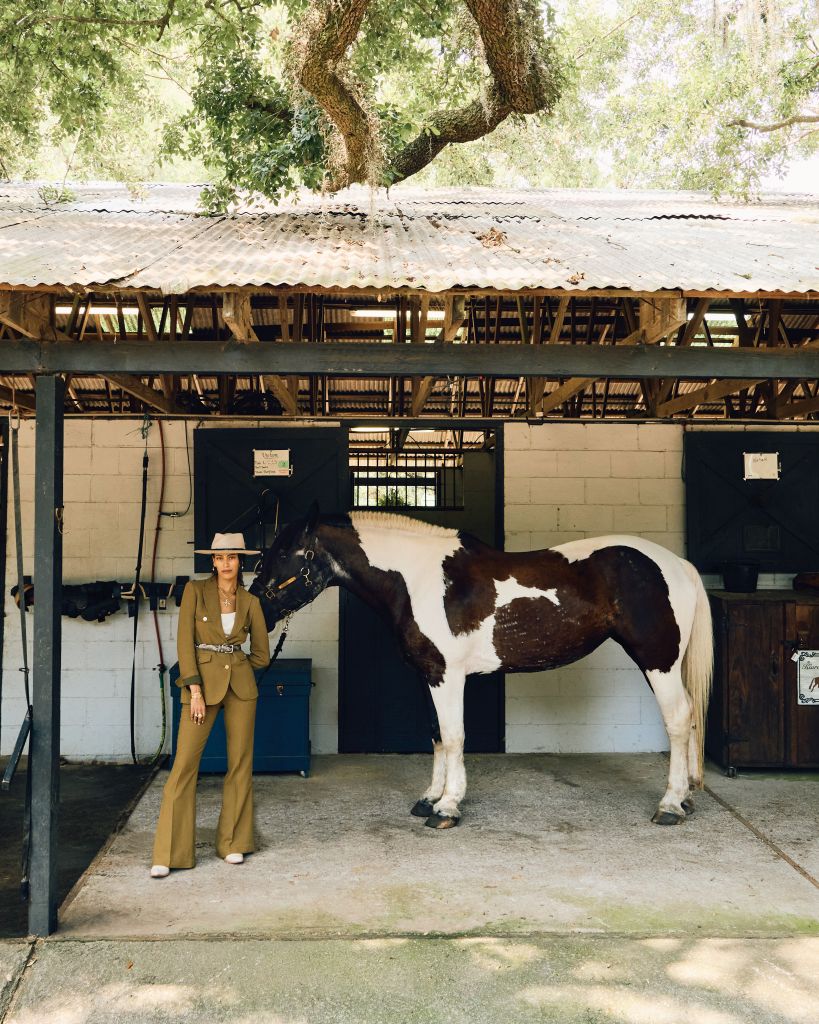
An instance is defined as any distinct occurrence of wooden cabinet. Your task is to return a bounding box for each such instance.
[707,592,819,772]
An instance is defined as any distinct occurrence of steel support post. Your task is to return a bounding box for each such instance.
[28,374,65,936]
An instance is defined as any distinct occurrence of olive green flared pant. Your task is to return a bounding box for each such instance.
[152,688,257,868]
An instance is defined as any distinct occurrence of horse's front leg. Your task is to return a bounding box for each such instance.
[410,687,446,818]
[424,670,466,830]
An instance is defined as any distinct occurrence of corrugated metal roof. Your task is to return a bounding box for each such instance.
[1,183,818,294]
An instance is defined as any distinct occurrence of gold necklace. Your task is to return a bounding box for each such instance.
[218,585,236,608]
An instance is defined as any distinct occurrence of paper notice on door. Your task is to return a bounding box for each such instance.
[796,650,819,705]
[743,452,780,480]
[253,449,291,477]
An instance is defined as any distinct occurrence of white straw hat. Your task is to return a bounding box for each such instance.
[194,532,260,555]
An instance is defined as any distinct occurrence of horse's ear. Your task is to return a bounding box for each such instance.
[303,500,320,535]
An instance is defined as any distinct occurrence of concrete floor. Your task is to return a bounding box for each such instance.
[3,754,819,1023]
[0,760,153,938]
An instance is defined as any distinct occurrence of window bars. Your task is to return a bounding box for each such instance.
[350,450,465,511]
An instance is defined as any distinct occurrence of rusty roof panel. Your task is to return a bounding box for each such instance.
[0,183,818,294]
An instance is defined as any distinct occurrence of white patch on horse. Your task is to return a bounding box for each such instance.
[353,519,464,658]
[494,577,559,608]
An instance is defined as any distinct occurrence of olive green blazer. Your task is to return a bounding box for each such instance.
[176,576,270,705]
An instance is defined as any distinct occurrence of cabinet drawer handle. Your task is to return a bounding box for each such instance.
[276,684,284,696]
[770,651,779,677]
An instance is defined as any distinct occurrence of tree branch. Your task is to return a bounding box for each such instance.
[391,84,511,183]
[390,0,559,184]
[728,113,819,132]
[464,0,551,113]
[293,0,560,190]
[293,0,375,190]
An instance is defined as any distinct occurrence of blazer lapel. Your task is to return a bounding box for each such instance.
[231,586,251,641]
[203,576,223,633]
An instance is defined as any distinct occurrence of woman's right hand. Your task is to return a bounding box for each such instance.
[189,689,206,725]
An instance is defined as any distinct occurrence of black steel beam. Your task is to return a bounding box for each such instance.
[1,340,819,379]
[29,374,64,936]
[0,339,818,380]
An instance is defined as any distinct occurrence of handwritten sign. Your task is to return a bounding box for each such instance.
[796,650,819,705]
[253,449,291,477]
[743,452,780,480]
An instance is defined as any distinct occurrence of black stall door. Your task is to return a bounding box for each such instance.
[193,427,348,573]
[339,449,504,754]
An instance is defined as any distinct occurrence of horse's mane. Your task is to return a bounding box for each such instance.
[349,512,458,538]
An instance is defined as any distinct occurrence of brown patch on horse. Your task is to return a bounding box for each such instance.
[444,538,680,676]
[596,547,681,674]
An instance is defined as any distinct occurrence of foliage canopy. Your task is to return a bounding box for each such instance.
[0,1,816,209]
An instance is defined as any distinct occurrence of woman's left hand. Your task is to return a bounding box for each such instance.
[190,691,206,725]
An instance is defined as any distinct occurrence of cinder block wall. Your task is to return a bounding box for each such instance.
[0,419,339,761]
[504,422,685,753]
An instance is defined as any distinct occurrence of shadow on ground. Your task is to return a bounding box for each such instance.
[0,759,153,938]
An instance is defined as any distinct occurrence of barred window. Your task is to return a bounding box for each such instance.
[350,451,464,510]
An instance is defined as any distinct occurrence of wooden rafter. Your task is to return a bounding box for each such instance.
[103,374,183,415]
[411,295,464,416]
[222,292,298,416]
[527,295,569,415]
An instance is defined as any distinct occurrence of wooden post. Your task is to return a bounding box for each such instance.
[28,374,65,936]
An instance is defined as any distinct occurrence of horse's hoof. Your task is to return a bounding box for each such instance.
[411,799,435,818]
[652,809,685,826]
[425,813,460,830]
[681,798,695,816]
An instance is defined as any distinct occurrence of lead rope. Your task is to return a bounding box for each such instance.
[2,408,34,898]
[270,612,292,661]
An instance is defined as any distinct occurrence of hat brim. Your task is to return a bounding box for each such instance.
[194,548,261,555]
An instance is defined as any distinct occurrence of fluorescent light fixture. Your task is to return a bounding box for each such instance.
[686,310,737,323]
[55,304,140,316]
[351,308,446,321]
[349,426,391,433]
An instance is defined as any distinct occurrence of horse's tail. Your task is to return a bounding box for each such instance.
[680,559,714,786]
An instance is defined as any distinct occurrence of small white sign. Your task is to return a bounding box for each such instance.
[253,449,291,477]
[743,452,780,480]
[796,650,819,705]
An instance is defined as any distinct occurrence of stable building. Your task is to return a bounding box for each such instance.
[1,182,818,933]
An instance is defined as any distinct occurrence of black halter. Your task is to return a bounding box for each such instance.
[263,548,315,601]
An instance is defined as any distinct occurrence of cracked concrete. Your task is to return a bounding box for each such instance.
[3,755,818,1023]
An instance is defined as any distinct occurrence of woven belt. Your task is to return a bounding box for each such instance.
[196,642,242,654]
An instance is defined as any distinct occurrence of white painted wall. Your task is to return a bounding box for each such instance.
[504,422,684,753]
[0,419,339,761]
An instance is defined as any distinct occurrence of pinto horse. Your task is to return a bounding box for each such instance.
[250,505,713,830]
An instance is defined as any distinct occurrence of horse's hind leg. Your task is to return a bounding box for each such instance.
[411,688,445,817]
[681,726,702,816]
[424,670,466,830]
[646,666,692,825]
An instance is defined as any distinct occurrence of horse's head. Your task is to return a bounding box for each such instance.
[249,501,334,629]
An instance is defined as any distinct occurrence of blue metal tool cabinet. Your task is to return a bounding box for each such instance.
[169,658,313,775]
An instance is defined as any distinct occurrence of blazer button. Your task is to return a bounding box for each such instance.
[203,616,208,621]
[225,664,229,669]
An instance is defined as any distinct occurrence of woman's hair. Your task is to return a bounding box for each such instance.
[211,555,244,587]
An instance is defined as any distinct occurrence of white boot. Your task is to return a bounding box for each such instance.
[150,865,170,878]
[225,853,244,865]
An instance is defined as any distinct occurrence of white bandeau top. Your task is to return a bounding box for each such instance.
[221,612,236,635]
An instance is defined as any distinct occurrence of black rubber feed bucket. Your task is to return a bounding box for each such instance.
[722,562,759,592]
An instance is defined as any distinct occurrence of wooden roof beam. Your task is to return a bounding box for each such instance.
[104,374,184,415]
[223,293,297,416]
[0,384,36,412]
[411,295,463,417]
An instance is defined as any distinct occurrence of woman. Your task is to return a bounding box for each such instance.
[150,532,270,876]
